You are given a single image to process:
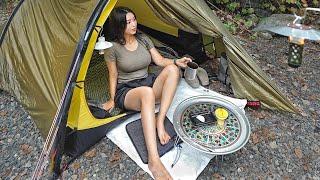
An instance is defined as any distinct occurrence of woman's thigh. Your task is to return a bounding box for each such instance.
[124,86,155,111]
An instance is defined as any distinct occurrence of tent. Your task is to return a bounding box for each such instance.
[0,0,298,178]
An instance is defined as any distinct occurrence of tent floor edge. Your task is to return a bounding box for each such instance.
[64,118,123,158]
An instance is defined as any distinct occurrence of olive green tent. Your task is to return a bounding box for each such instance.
[0,0,298,177]
[0,0,297,136]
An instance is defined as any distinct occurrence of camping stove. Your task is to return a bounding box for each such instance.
[173,96,250,155]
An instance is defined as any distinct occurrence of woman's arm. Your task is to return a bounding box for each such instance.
[149,47,191,68]
[103,60,118,110]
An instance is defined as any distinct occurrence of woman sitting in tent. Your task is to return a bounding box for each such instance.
[103,6,191,180]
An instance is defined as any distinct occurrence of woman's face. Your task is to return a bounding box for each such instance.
[124,12,137,35]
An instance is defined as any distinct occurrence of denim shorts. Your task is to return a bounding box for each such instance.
[114,73,157,110]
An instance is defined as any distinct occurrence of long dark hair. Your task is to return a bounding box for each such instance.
[109,7,137,45]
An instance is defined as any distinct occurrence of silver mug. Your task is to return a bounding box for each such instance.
[184,62,198,80]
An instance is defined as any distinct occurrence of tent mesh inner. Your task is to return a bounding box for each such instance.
[85,52,110,103]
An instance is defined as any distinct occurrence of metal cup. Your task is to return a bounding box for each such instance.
[184,62,198,80]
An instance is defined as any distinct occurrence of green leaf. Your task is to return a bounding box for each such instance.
[227,2,240,12]
[222,0,229,4]
[241,8,248,14]
[270,5,276,12]
[247,8,255,14]
[244,20,253,28]
[234,14,242,20]
[279,5,286,12]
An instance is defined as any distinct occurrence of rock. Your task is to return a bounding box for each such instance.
[25,161,31,168]
[254,14,295,32]
[100,153,107,158]
[119,163,124,170]
[252,146,259,153]
[270,141,278,149]
[301,111,308,117]
[292,81,299,87]
[71,175,78,180]
[302,100,311,106]
[258,32,273,40]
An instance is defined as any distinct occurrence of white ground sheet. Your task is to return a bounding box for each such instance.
[107,79,247,180]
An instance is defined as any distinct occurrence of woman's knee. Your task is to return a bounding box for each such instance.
[140,87,155,102]
[165,64,180,76]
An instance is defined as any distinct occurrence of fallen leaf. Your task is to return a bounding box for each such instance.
[2,169,12,177]
[251,111,266,119]
[268,131,277,141]
[212,173,224,179]
[301,84,308,91]
[1,127,8,133]
[261,128,270,139]
[20,144,32,155]
[297,77,306,84]
[283,176,290,180]
[79,171,87,180]
[301,112,308,117]
[18,170,27,177]
[294,147,303,159]
[309,94,318,101]
[303,164,310,171]
[132,170,146,180]
[291,90,298,96]
[0,111,7,116]
[14,174,22,180]
[251,133,259,144]
[109,148,121,164]
[84,149,96,158]
[72,162,80,170]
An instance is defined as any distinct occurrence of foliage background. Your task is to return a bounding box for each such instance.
[206,0,319,35]
[0,0,319,36]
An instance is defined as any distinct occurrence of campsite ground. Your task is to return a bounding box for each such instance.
[1,5,320,180]
[1,37,320,180]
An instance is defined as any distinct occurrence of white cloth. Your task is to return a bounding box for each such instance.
[107,79,247,180]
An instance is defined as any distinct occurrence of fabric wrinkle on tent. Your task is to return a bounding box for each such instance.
[144,0,298,113]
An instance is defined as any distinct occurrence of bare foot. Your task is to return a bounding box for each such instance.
[157,122,171,145]
[148,159,173,180]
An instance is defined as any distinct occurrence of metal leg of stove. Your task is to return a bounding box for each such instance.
[213,155,225,172]
[171,136,182,168]
[213,155,219,172]
[213,155,224,172]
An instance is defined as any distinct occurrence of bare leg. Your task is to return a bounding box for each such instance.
[124,87,172,180]
[153,64,180,145]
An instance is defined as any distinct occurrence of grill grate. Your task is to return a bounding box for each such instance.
[173,96,250,155]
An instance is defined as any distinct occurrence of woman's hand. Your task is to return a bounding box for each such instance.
[175,57,192,68]
[103,100,115,111]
